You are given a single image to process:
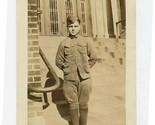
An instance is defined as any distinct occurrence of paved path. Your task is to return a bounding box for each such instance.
[42,62,125,125]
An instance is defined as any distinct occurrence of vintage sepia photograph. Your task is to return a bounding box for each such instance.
[17,0,135,125]
[27,0,126,125]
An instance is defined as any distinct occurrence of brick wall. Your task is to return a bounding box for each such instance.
[28,0,45,125]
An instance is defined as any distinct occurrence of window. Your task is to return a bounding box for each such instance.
[38,0,92,36]
[49,0,59,35]
[65,0,73,17]
[37,0,42,34]
[80,1,87,36]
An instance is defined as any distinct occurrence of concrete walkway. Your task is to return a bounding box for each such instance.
[42,62,125,125]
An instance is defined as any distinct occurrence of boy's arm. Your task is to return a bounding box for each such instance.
[87,41,97,68]
[55,43,65,70]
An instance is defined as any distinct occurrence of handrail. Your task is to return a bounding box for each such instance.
[28,47,60,93]
[116,19,126,39]
[116,19,125,25]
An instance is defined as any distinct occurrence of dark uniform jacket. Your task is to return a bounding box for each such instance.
[55,35,97,81]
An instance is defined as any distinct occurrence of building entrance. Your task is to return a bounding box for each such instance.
[38,0,92,36]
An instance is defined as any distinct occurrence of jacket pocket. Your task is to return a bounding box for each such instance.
[64,47,71,55]
[78,46,87,54]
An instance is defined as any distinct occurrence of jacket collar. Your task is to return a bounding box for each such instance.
[64,35,86,47]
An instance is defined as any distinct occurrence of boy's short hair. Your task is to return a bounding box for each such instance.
[67,15,81,26]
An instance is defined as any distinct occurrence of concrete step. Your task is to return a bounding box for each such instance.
[39,36,125,59]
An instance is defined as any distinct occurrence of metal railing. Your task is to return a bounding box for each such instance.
[28,48,60,93]
[116,19,126,39]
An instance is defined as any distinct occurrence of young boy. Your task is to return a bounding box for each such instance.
[55,15,97,125]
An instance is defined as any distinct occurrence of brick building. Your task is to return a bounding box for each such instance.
[37,0,126,38]
[27,0,126,125]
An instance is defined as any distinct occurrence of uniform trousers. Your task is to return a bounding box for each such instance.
[63,70,92,110]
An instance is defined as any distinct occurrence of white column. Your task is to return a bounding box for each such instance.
[90,0,97,38]
[111,0,121,37]
[102,0,109,38]
[95,0,104,38]
[62,0,68,35]
[72,0,77,17]
[43,0,51,35]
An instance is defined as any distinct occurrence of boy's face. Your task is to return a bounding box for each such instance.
[68,21,81,36]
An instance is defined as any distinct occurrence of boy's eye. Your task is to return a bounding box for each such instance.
[68,25,79,28]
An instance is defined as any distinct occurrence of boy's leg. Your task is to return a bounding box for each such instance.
[70,108,79,125]
[78,78,92,125]
[63,80,79,125]
[68,121,73,125]
[79,107,88,125]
